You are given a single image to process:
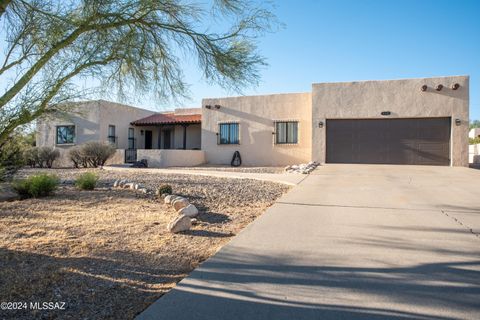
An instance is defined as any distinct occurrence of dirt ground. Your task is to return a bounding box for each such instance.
[0,168,290,319]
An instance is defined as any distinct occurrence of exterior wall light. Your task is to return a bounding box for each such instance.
[436,84,443,91]
[214,104,221,109]
[381,111,391,116]
[421,85,428,92]
[455,119,461,126]
[318,121,324,128]
[140,130,144,135]
[452,83,460,90]
[205,105,212,109]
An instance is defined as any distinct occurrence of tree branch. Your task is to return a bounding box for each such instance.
[0,56,117,144]
[0,0,11,19]
[0,17,143,109]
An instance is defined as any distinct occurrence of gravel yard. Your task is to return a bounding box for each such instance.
[0,168,290,320]
[167,165,284,174]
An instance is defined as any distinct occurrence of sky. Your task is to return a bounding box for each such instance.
[176,0,480,119]
[1,0,479,119]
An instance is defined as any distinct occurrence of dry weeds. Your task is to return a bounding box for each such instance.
[0,169,289,319]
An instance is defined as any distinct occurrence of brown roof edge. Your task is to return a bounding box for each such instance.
[131,113,201,126]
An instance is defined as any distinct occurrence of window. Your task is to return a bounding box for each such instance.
[128,128,135,149]
[56,125,75,144]
[275,121,298,144]
[219,123,239,144]
[108,125,116,145]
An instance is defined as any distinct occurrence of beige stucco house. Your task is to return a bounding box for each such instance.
[37,75,469,167]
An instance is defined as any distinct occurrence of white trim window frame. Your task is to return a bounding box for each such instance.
[274,120,299,145]
[218,122,240,145]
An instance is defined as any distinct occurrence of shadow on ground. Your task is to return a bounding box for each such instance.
[140,249,480,320]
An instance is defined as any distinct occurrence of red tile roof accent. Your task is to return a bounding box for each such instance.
[131,113,201,125]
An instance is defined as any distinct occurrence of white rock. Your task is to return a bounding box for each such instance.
[118,179,127,187]
[178,204,198,218]
[113,180,120,188]
[134,183,142,190]
[139,188,148,194]
[164,194,178,204]
[167,214,192,233]
[124,182,135,189]
[173,198,189,211]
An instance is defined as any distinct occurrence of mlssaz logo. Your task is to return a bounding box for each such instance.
[30,302,66,310]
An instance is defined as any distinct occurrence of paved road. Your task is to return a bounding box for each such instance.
[138,165,480,320]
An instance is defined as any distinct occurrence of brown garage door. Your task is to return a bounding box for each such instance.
[326,118,451,165]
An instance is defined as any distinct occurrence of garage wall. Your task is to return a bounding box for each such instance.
[311,75,469,166]
[202,93,312,166]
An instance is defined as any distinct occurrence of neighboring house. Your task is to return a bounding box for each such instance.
[469,128,480,139]
[36,100,202,167]
[37,75,469,167]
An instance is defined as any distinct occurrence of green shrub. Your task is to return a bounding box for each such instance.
[0,131,33,181]
[13,174,59,198]
[469,137,480,145]
[157,184,173,195]
[75,172,98,190]
[69,142,115,168]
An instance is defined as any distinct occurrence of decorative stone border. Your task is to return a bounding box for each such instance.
[284,161,320,174]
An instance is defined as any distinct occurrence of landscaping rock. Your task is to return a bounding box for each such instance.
[113,179,120,188]
[172,198,189,211]
[134,183,142,190]
[118,179,127,187]
[167,214,191,233]
[124,182,135,189]
[285,161,320,174]
[138,188,148,194]
[164,194,178,204]
[178,204,198,218]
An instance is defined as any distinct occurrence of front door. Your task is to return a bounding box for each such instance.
[145,130,153,149]
[163,130,171,149]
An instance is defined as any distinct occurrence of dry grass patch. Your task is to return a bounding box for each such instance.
[0,169,289,319]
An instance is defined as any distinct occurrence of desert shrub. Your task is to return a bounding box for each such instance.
[75,172,98,190]
[24,147,60,168]
[0,131,34,181]
[38,147,60,168]
[157,184,173,195]
[69,146,87,168]
[69,142,115,168]
[24,147,40,167]
[469,137,480,145]
[13,174,59,198]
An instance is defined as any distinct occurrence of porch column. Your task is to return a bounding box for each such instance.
[182,124,189,150]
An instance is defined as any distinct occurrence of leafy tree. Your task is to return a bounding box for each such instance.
[0,126,34,180]
[469,120,480,130]
[0,0,276,146]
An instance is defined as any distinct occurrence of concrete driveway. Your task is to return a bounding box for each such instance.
[138,165,480,320]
